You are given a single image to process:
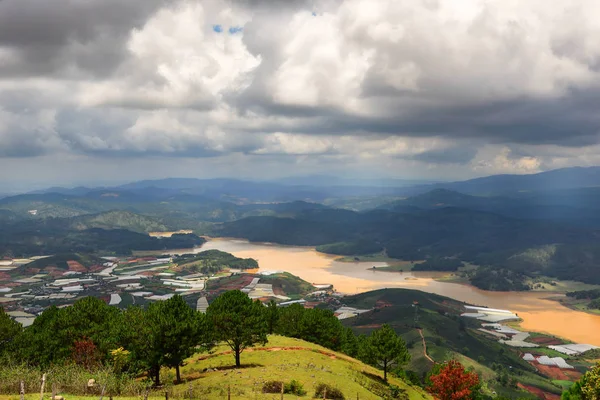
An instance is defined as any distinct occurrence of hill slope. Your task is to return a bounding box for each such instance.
[12,253,107,277]
[69,210,170,233]
[177,335,431,400]
[343,289,563,398]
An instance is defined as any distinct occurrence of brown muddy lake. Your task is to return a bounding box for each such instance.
[174,237,600,346]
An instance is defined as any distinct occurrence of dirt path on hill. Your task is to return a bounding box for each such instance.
[417,329,435,364]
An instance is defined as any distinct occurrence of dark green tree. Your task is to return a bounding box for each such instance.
[16,296,119,366]
[365,324,410,382]
[0,307,22,354]
[117,306,161,384]
[265,300,279,334]
[296,308,344,350]
[16,306,71,366]
[207,290,267,367]
[277,303,305,337]
[146,295,211,383]
[341,327,359,358]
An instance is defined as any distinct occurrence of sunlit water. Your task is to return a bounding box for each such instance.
[169,237,600,345]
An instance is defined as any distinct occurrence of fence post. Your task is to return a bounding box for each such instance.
[323,387,327,400]
[40,373,47,400]
[51,384,56,400]
[280,382,284,400]
[143,388,149,400]
[165,391,169,400]
[20,381,25,400]
[99,384,106,400]
[188,383,193,400]
[228,384,231,400]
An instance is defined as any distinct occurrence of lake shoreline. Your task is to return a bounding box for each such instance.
[140,235,600,345]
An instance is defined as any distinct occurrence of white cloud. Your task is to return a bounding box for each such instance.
[0,0,600,181]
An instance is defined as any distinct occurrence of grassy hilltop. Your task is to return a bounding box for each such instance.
[0,336,430,400]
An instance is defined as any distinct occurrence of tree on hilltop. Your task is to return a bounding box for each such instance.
[146,295,211,383]
[207,290,267,367]
[363,324,410,382]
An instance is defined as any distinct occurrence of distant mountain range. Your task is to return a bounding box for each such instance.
[2,166,600,289]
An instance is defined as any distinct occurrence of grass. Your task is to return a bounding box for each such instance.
[1,336,430,400]
[556,298,600,316]
[553,380,575,390]
[528,279,600,293]
[175,335,431,400]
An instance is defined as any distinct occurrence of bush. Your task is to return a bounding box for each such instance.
[262,381,283,394]
[314,383,345,399]
[388,385,408,399]
[263,380,307,396]
[284,379,306,396]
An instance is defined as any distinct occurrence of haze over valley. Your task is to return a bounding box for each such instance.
[4,0,600,398]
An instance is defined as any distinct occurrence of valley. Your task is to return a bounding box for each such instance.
[192,238,600,347]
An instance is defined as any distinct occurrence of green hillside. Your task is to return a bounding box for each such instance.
[0,336,430,400]
[343,289,560,398]
[12,253,107,277]
[69,211,171,233]
[176,335,430,399]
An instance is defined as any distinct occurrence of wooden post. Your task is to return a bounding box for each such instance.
[228,384,231,400]
[20,381,25,400]
[165,391,169,400]
[99,384,106,400]
[188,383,193,400]
[143,388,149,400]
[40,373,47,400]
[51,384,56,400]
[280,382,284,400]
[323,386,326,400]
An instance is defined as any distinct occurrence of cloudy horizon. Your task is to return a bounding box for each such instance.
[1,0,600,190]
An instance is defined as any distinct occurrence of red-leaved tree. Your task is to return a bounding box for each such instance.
[427,360,480,400]
[72,337,101,370]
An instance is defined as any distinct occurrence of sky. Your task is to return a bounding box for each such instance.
[1,0,600,189]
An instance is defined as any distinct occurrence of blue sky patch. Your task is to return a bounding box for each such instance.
[212,25,223,33]
[229,26,243,34]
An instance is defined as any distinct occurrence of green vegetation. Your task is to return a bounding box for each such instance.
[0,289,429,399]
[258,272,316,296]
[206,291,267,367]
[469,267,531,291]
[12,253,106,277]
[69,211,171,233]
[175,250,257,274]
[316,240,383,256]
[412,257,463,272]
[362,324,410,382]
[0,217,205,256]
[342,288,556,398]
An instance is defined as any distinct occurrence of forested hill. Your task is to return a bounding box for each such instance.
[214,207,596,257]
[214,207,600,287]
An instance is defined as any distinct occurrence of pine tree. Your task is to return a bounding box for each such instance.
[207,290,267,367]
[365,324,410,382]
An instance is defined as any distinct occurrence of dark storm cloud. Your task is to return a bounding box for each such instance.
[0,0,168,78]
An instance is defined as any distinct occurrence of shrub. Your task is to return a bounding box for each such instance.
[262,380,283,394]
[389,385,408,399]
[284,379,306,396]
[314,383,345,399]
